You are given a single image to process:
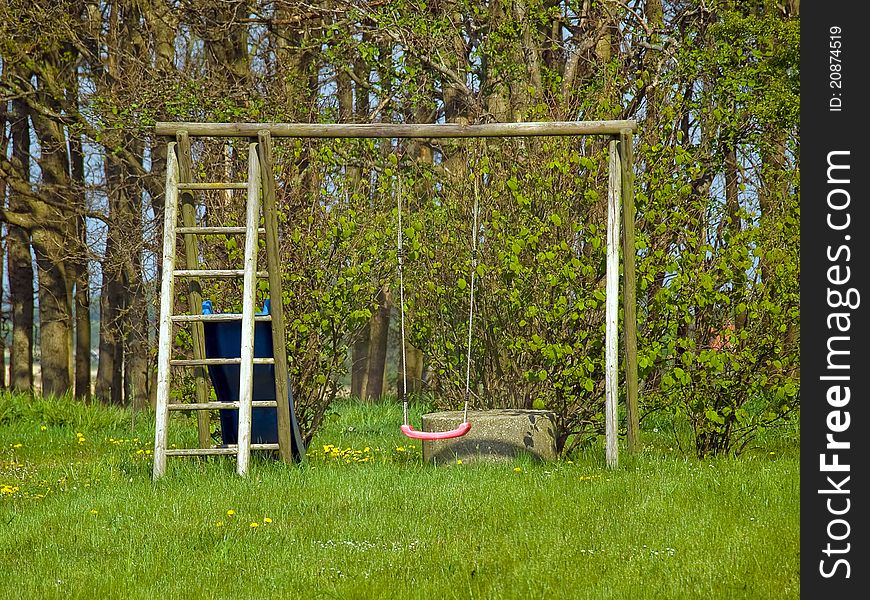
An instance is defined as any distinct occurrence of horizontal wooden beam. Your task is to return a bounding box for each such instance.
[176,182,248,190]
[171,313,272,322]
[164,443,279,457]
[169,357,275,366]
[154,120,638,138]
[175,227,266,236]
[167,401,279,410]
[173,269,269,278]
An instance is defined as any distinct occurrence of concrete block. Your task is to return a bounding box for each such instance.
[421,409,558,465]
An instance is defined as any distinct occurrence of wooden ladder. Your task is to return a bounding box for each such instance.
[152,131,297,478]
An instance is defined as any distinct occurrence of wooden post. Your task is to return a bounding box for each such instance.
[605,139,622,469]
[257,131,295,464]
[153,143,180,479]
[236,143,262,476]
[620,130,640,453]
[176,131,212,449]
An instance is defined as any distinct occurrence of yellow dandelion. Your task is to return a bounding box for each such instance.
[226,509,235,517]
[396,446,406,452]
[89,509,98,515]
[456,459,462,465]
[249,522,259,528]
[13,443,23,449]
[263,517,272,524]
[40,425,47,431]
[215,521,224,528]
[513,467,522,472]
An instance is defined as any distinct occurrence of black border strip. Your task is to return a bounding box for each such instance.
[801,4,868,595]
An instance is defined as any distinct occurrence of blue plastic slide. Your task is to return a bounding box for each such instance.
[201,299,305,460]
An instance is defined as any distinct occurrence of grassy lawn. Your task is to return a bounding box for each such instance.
[0,393,799,599]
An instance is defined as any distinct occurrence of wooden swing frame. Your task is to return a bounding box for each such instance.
[154,119,639,468]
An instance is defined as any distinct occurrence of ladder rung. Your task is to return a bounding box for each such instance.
[176,227,267,235]
[177,182,248,190]
[164,443,280,457]
[169,357,275,366]
[173,269,269,278]
[171,314,272,323]
[166,447,237,456]
[168,401,279,411]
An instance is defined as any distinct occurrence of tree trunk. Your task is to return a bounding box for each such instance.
[202,0,250,87]
[28,85,75,397]
[0,241,5,390]
[94,279,120,403]
[0,72,6,388]
[95,152,129,405]
[6,98,34,394]
[396,341,424,397]
[33,229,73,397]
[724,143,747,331]
[364,284,391,400]
[125,308,150,409]
[94,144,128,404]
[69,126,91,399]
[759,129,788,283]
[351,321,370,399]
[123,216,149,410]
[442,1,471,124]
[346,41,373,400]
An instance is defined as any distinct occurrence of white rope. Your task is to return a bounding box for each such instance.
[463,177,480,423]
[397,174,410,427]
[396,158,481,426]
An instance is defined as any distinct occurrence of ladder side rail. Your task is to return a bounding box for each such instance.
[257,131,294,463]
[236,143,262,475]
[153,143,181,479]
[177,131,212,449]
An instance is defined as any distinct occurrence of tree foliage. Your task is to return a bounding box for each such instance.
[0,0,799,456]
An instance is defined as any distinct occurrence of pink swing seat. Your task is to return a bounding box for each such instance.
[400,421,472,440]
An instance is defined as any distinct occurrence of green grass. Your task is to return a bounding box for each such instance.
[0,393,799,599]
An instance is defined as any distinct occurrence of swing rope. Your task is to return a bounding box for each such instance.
[397,175,410,428]
[462,177,480,424]
[398,159,478,440]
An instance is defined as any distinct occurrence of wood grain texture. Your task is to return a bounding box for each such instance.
[258,131,295,464]
[605,140,622,469]
[152,143,179,479]
[154,120,637,138]
[235,143,262,476]
[620,130,640,453]
[176,131,212,449]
